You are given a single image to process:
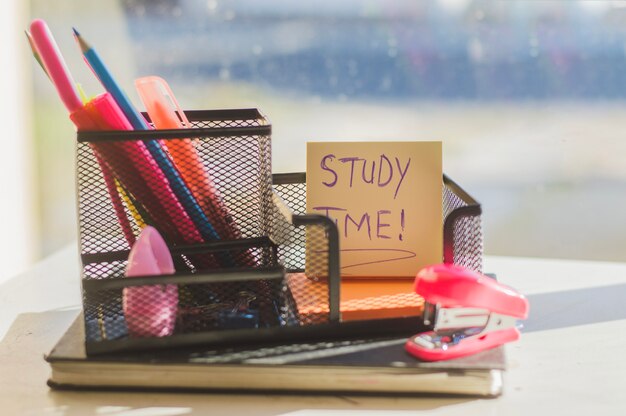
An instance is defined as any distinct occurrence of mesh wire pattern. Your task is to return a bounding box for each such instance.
[77,109,273,258]
[442,175,483,273]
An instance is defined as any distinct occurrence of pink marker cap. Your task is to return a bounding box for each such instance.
[125,225,175,276]
[123,226,178,338]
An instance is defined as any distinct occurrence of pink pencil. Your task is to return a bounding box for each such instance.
[29,19,136,247]
[84,93,220,268]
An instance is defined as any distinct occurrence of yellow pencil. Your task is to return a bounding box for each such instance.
[116,179,146,228]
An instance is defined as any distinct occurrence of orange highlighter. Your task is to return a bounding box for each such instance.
[135,76,255,266]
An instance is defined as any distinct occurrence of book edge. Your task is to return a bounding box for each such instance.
[48,362,502,397]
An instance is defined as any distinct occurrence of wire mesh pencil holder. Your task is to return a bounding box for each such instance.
[76,108,483,355]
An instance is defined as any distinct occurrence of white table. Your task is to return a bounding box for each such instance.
[1,244,626,415]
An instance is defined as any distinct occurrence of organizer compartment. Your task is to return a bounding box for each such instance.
[273,173,483,274]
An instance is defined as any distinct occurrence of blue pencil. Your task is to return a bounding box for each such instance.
[73,29,227,252]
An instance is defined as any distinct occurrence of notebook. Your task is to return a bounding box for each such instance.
[46,314,506,397]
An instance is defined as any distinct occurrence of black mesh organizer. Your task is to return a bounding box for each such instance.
[76,108,483,355]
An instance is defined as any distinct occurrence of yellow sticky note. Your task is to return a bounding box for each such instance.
[306,141,442,279]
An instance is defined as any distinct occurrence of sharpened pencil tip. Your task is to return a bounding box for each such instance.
[73,29,90,53]
[25,30,34,44]
[25,30,37,53]
[25,29,51,79]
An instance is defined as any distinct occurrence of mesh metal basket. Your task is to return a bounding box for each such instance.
[76,109,482,355]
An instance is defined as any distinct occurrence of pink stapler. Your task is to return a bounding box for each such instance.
[405,264,529,361]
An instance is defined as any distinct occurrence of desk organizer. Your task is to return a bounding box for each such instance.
[76,108,483,355]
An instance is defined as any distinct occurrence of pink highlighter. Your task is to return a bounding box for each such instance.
[123,226,178,337]
[84,93,215,258]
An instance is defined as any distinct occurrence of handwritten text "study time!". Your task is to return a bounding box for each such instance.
[313,154,411,241]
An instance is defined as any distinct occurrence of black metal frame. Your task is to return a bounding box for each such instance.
[77,109,271,142]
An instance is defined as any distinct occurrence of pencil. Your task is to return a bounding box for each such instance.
[73,28,227,252]
[116,179,147,229]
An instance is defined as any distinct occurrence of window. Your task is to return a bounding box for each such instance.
[29,0,626,262]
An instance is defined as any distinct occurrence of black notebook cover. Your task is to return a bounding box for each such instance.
[46,314,506,397]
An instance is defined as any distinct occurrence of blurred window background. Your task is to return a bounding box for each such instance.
[20,0,626,274]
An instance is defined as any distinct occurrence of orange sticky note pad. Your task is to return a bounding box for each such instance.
[287,273,423,322]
